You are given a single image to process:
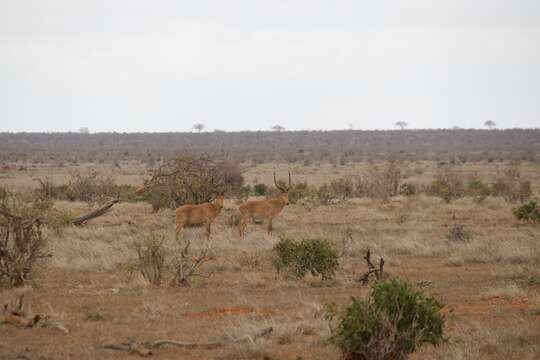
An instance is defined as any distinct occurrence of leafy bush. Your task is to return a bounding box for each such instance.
[466,177,491,203]
[272,236,339,280]
[237,185,252,200]
[428,166,465,203]
[46,209,76,235]
[253,183,268,196]
[398,183,417,196]
[512,200,540,223]
[330,278,445,360]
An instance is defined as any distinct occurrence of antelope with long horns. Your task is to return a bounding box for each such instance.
[238,171,291,238]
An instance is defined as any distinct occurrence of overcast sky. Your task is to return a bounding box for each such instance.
[1,1,539,132]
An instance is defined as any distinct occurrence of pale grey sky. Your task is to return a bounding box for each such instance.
[1,1,539,132]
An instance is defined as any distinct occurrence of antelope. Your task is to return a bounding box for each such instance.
[136,168,225,239]
[238,171,291,238]
[175,192,224,240]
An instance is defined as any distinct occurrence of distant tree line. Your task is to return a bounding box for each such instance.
[0,129,538,163]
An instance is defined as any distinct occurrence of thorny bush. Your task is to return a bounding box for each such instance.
[140,154,243,211]
[0,189,50,288]
[492,165,532,203]
[132,236,166,285]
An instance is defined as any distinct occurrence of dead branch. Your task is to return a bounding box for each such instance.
[72,196,120,226]
[150,340,221,350]
[99,327,273,357]
[103,341,153,357]
[1,289,69,333]
[356,248,385,284]
[35,315,70,334]
[172,238,212,286]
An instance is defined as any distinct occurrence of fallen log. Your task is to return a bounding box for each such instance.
[72,196,120,226]
[99,326,273,357]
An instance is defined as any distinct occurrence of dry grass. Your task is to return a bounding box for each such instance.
[1,160,539,359]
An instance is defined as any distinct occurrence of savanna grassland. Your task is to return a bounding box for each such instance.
[1,131,540,360]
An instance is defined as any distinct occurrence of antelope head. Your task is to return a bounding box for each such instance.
[212,177,225,209]
[274,171,292,205]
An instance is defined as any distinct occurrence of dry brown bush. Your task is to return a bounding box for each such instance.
[133,236,166,285]
[0,191,49,288]
[140,154,243,211]
[171,238,212,286]
[34,171,125,204]
[364,161,402,201]
[492,165,532,203]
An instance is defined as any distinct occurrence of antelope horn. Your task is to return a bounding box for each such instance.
[273,171,281,192]
[288,171,292,191]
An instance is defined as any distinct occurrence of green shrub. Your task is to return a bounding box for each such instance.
[253,183,268,196]
[466,178,491,203]
[272,236,339,280]
[428,166,465,203]
[237,185,252,200]
[330,278,445,360]
[398,183,417,196]
[47,209,76,235]
[512,200,540,223]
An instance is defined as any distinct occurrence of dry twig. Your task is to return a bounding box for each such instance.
[357,248,385,284]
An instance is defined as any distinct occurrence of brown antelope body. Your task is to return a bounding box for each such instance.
[239,172,291,238]
[175,195,224,239]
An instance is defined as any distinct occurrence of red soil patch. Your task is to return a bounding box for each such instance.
[185,306,279,319]
[443,296,535,318]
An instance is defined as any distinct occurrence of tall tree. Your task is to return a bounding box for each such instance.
[192,123,205,133]
[395,121,408,130]
[484,120,496,130]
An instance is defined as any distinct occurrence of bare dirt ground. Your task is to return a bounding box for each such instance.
[1,161,540,359]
